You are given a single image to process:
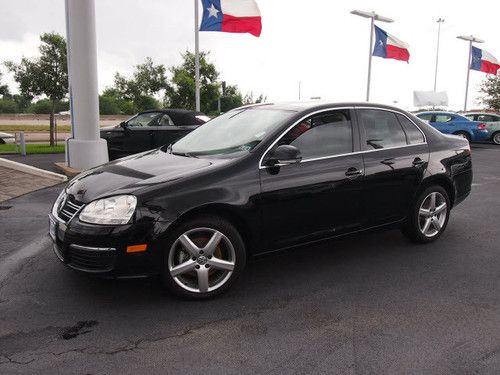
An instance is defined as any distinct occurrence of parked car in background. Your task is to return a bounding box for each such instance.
[0,131,15,144]
[50,102,472,299]
[464,112,500,145]
[100,109,210,160]
[416,111,489,143]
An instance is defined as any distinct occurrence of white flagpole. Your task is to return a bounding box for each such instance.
[194,0,201,112]
[457,35,484,112]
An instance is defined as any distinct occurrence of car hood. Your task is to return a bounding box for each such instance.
[66,149,222,203]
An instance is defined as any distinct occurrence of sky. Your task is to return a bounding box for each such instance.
[1,0,499,111]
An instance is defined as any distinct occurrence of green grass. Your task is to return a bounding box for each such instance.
[0,125,72,132]
[0,143,65,154]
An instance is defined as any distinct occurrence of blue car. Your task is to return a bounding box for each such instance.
[416,111,489,142]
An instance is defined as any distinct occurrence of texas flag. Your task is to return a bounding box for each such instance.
[471,47,500,75]
[372,25,410,63]
[200,0,262,37]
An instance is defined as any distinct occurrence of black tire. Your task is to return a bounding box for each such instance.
[161,215,246,299]
[453,131,471,143]
[0,138,5,145]
[492,131,500,145]
[401,185,451,244]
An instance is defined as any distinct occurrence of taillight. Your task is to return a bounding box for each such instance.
[477,123,486,130]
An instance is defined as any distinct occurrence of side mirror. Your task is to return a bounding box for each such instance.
[266,145,302,167]
[119,121,128,129]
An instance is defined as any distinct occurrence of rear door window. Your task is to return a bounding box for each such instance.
[434,114,453,123]
[396,114,425,144]
[358,109,407,150]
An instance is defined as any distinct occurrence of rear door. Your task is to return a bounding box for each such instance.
[259,108,365,250]
[356,108,429,226]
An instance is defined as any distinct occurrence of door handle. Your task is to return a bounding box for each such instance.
[412,157,425,166]
[345,167,363,177]
[381,158,395,166]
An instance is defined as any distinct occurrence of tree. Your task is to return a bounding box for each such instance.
[5,33,68,145]
[111,57,166,112]
[479,74,500,112]
[0,72,9,97]
[166,51,220,113]
[244,91,266,105]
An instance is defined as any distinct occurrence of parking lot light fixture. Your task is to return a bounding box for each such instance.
[351,10,394,102]
[457,34,484,111]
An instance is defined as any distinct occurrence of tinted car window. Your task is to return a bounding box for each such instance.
[359,109,406,150]
[397,114,425,144]
[417,113,433,121]
[435,114,453,123]
[477,114,497,122]
[280,110,353,159]
[128,112,162,127]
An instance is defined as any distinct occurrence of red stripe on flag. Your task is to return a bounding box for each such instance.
[221,15,262,37]
[386,45,410,63]
[480,61,500,75]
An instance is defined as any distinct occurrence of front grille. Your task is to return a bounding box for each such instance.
[68,245,116,272]
[58,196,84,223]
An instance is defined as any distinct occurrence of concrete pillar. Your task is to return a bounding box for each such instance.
[65,0,108,169]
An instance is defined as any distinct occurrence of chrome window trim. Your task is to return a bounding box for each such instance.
[259,106,428,169]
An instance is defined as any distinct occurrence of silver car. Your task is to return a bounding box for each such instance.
[464,113,500,145]
[0,131,15,144]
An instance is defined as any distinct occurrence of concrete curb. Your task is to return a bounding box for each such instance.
[0,157,68,182]
[54,162,81,178]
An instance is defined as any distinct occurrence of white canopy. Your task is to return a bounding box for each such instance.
[413,91,449,107]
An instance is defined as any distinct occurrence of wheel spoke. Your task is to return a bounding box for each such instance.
[196,267,209,293]
[208,257,235,272]
[432,218,442,231]
[435,202,447,215]
[170,260,196,277]
[203,231,223,256]
[421,218,432,234]
[419,208,431,218]
[179,234,200,257]
[429,192,437,210]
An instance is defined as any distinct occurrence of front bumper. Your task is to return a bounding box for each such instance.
[49,213,172,278]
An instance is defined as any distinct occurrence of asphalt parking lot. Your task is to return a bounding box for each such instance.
[0,144,499,374]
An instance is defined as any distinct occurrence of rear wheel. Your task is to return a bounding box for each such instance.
[454,131,471,143]
[492,131,500,145]
[162,216,246,299]
[402,185,450,243]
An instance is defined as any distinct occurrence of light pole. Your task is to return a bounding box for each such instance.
[194,0,201,112]
[457,35,484,111]
[433,18,445,92]
[351,10,394,102]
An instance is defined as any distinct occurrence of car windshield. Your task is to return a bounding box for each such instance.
[171,107,295,156]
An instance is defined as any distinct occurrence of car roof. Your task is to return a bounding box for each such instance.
[138,109,207,124]
[234,101,412,113]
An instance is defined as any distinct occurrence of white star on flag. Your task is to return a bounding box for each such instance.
[207,3,219,18]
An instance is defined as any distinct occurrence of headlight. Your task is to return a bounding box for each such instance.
[79,195,137,225]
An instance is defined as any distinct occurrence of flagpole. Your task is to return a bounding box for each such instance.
[457,35,484,112]
[463,40,472,112]
[366,16,374,102]
[433,18,444,92]
[194,0,201,112]
[351,10,394,103]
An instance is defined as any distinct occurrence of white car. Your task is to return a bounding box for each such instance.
[0,132,15,144]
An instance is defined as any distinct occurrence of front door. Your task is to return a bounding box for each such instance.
[122,112,163,155]
[259,109,365,250]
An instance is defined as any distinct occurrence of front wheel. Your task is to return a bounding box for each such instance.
[402,185,451,243]
[492,132,500,145]
[162,216,246,299]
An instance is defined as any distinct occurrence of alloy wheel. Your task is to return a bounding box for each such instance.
[418,192,447,238]
[168,227,236,293]
[493,133,500,145]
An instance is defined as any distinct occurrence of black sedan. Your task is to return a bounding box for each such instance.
[101,109,210,160]
[49,102,472,299]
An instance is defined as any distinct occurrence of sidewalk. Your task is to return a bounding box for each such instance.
[0,165,62,202]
